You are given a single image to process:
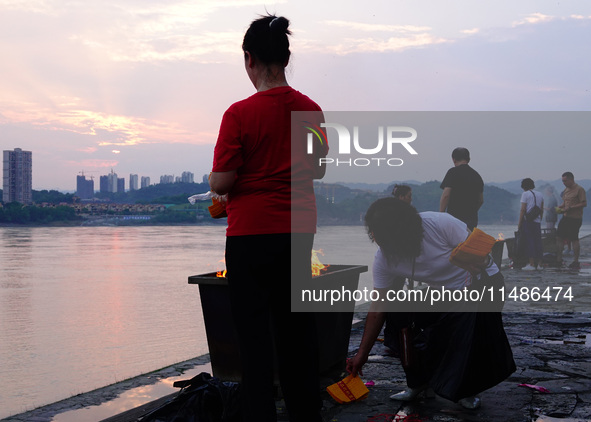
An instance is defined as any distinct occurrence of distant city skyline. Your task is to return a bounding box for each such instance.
[74,168,197,195]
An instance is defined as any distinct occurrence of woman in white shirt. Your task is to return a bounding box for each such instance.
[347,197,515,409]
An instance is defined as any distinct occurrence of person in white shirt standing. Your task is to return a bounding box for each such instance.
[518,178,544,270]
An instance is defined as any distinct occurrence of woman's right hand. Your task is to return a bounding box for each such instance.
[346,352,368,377]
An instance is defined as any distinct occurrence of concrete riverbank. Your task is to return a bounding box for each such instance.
[3,236,590,422]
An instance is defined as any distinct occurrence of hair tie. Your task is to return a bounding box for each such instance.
[269,17,279,28]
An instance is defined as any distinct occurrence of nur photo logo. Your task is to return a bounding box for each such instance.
[304,121,418,168]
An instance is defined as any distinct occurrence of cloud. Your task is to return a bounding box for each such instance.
[0,0,57,14]
[76,146,98,154]
[1,1,269,64]
[512,12,554,27]
[298,19,450,55]
[570,14,591,20]
[324,20,431,33]
[67,159,120,169]
[310,34,450,55]
[0,99,195,147]
[461,28,480,35]
[81,31,244,63]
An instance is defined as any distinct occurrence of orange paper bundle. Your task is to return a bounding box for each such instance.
[208,197,227,219]
[326,374,369,404]
[450,227,496,270]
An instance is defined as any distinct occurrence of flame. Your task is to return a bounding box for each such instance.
[497,233,505,241]
[216,258,227,278]
[213,251,328,278]
[312,249,329,277]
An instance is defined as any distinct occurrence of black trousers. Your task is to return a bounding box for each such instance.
[225,233,323,422]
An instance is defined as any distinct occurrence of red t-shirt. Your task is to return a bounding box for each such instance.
[212,86,327,236]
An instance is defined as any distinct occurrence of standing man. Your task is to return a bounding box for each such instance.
[439,147,484,231]
[556,172,587,269]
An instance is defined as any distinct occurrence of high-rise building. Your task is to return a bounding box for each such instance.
[181,171,194,183]
[76,175,94,199]
[117,177,125,193]
[100,170,119,193]
[129,174,138,191]
[3,148,32,204]
[107,170,118,192]
[160,175,174,184]
[99,175,109,193]
[141,176,150,188]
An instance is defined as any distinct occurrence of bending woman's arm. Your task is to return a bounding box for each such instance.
[346,286,395,377]
[346,307,386,377]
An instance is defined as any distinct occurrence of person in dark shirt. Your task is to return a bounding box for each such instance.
[439,147,484,230]
[392,184,412,204]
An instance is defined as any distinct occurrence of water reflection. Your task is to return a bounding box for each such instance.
[0,226,219,419]
[52,363,212,422]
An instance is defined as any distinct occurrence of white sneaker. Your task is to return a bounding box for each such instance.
[459,395,481,409]
[389,385,435,401]
[521,264,536,271]
[390,388,422,401]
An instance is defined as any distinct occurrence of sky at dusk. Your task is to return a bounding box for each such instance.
[1,0,590,191]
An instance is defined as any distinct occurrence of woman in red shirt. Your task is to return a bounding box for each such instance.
[210,14,327,422]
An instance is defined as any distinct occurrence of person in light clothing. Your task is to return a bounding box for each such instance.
[556,172,587,269]
[518,178,544,271]
[347,198,515,410]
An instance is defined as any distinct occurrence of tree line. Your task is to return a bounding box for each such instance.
[0,201,81,224]
[1,181,588,225]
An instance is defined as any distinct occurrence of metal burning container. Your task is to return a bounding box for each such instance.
[188,264,367,382]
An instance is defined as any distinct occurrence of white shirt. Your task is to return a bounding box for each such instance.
[520,190,543,223]
[373,212,498,291]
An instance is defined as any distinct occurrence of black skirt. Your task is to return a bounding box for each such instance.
[384,272,516,402]
[425,311,516,402]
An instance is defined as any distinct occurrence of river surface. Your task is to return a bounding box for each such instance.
[1,224,589,419]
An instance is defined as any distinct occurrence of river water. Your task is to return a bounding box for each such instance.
[1,223,589,419]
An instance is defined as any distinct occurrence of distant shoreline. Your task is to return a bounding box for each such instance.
[0,220,228,228]
[3,221,591,228]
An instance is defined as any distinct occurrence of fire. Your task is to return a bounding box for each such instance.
[213,251,328,278]
[312,249,329,277]
[216,258,227,278]
[497,233,505,241]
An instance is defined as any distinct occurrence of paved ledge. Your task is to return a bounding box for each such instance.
[0,356,211,422]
